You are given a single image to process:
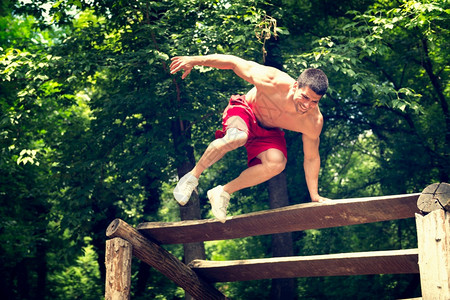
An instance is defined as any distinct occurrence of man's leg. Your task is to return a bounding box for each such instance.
[208,148,286,222]
[191,116,248,177]
[224,148,287,194]
[173,116,248,205]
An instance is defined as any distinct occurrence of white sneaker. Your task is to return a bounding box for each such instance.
[207,185,230,223]
[173,173,198,206]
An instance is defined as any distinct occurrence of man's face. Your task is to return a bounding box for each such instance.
[292,84,322,114]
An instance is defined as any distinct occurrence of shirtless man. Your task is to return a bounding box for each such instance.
[170,54,329,223]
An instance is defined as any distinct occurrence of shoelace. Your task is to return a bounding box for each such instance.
[182,180,197,193]
[219,195,230,209]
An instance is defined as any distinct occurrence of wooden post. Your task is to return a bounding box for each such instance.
[417,183,450,213]
[105,237,132,300]
[416,209,450,299]
[106,219,227,300]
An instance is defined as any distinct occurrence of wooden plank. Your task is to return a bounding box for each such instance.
[105,238,132,300]
[106,219,227,300]
[138,193,420,244]
[189,249,419,282]
[416,210,450,299]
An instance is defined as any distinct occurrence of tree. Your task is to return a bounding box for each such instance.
[1,0,446,298]
[281,0,446,297]
[289,0,448,193]
[0,6,79,297]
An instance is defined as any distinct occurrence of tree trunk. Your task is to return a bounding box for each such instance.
[16,259,30,300]
[91,193,118,288]
[264,28,297,299]
[177,160,206,262]
[146,8,207,298]
[172,119,206,300]
[35,238,47,300]
[268,172,296,300]
[421,38,449,183]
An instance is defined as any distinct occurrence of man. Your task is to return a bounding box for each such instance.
[170,54,329,223]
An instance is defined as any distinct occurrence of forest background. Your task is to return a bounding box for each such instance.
[0,0,448,299]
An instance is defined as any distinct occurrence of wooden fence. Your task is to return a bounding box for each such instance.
[105,183,450,299]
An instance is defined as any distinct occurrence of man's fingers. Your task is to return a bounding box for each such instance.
[312,197,332,203]
[318,198,332,203]
[181,68,191,79]
[169,61,181,74]
[169,57,183,73]
[170,66,179,74]
[170,66,191,79]
[169,57,192,79]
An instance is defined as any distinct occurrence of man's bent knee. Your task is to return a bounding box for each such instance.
[267,159,286,176]
[260,150,286,176]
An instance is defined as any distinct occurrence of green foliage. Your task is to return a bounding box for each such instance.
[1,0,447,299]
[47,240,102,299]
[206,236,272,298]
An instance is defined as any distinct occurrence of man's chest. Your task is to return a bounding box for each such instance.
[252,93,313,133]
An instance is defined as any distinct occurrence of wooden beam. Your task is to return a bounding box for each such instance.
[416,210,450,299]
[105,238,132,300]
[189,249,419,282]
[138,193,420,244]
[106,219,227,300]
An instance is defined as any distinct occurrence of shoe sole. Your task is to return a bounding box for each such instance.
[173,192,189,206]
[207,190,227,223]
[173,177,197,206]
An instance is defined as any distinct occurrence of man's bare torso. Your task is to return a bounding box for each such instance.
[245,82,323,139]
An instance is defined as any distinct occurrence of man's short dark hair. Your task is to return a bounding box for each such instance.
[297,68,329,96]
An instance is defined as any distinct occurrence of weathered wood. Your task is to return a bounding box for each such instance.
[105,238,132,300]
[416,210,450,299]
[417,182,450,213]
[106,219,227,300]
[189,249,419,282]
[138,193,420,244]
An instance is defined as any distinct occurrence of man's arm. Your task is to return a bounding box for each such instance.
[302,134,329,202]
[170,54,282,87]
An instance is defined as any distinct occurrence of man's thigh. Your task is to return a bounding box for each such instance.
[225,116,249,133]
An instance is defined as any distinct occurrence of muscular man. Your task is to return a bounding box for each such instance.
[170,54,329,223]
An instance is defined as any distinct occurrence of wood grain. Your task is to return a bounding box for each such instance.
[416,210,450,299]
[138,193,420,244]
[105,238,132,300]
[189,249,419,282]
[417,182,450,213]
[106,219,227,299]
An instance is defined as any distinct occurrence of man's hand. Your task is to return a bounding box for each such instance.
[170,56,194,79]
[311,194,332,203]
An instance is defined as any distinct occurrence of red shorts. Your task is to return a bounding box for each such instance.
[215,95,287,167]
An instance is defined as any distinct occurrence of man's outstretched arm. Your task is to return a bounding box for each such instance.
[302,134,329,203]
[170,54,282,87]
